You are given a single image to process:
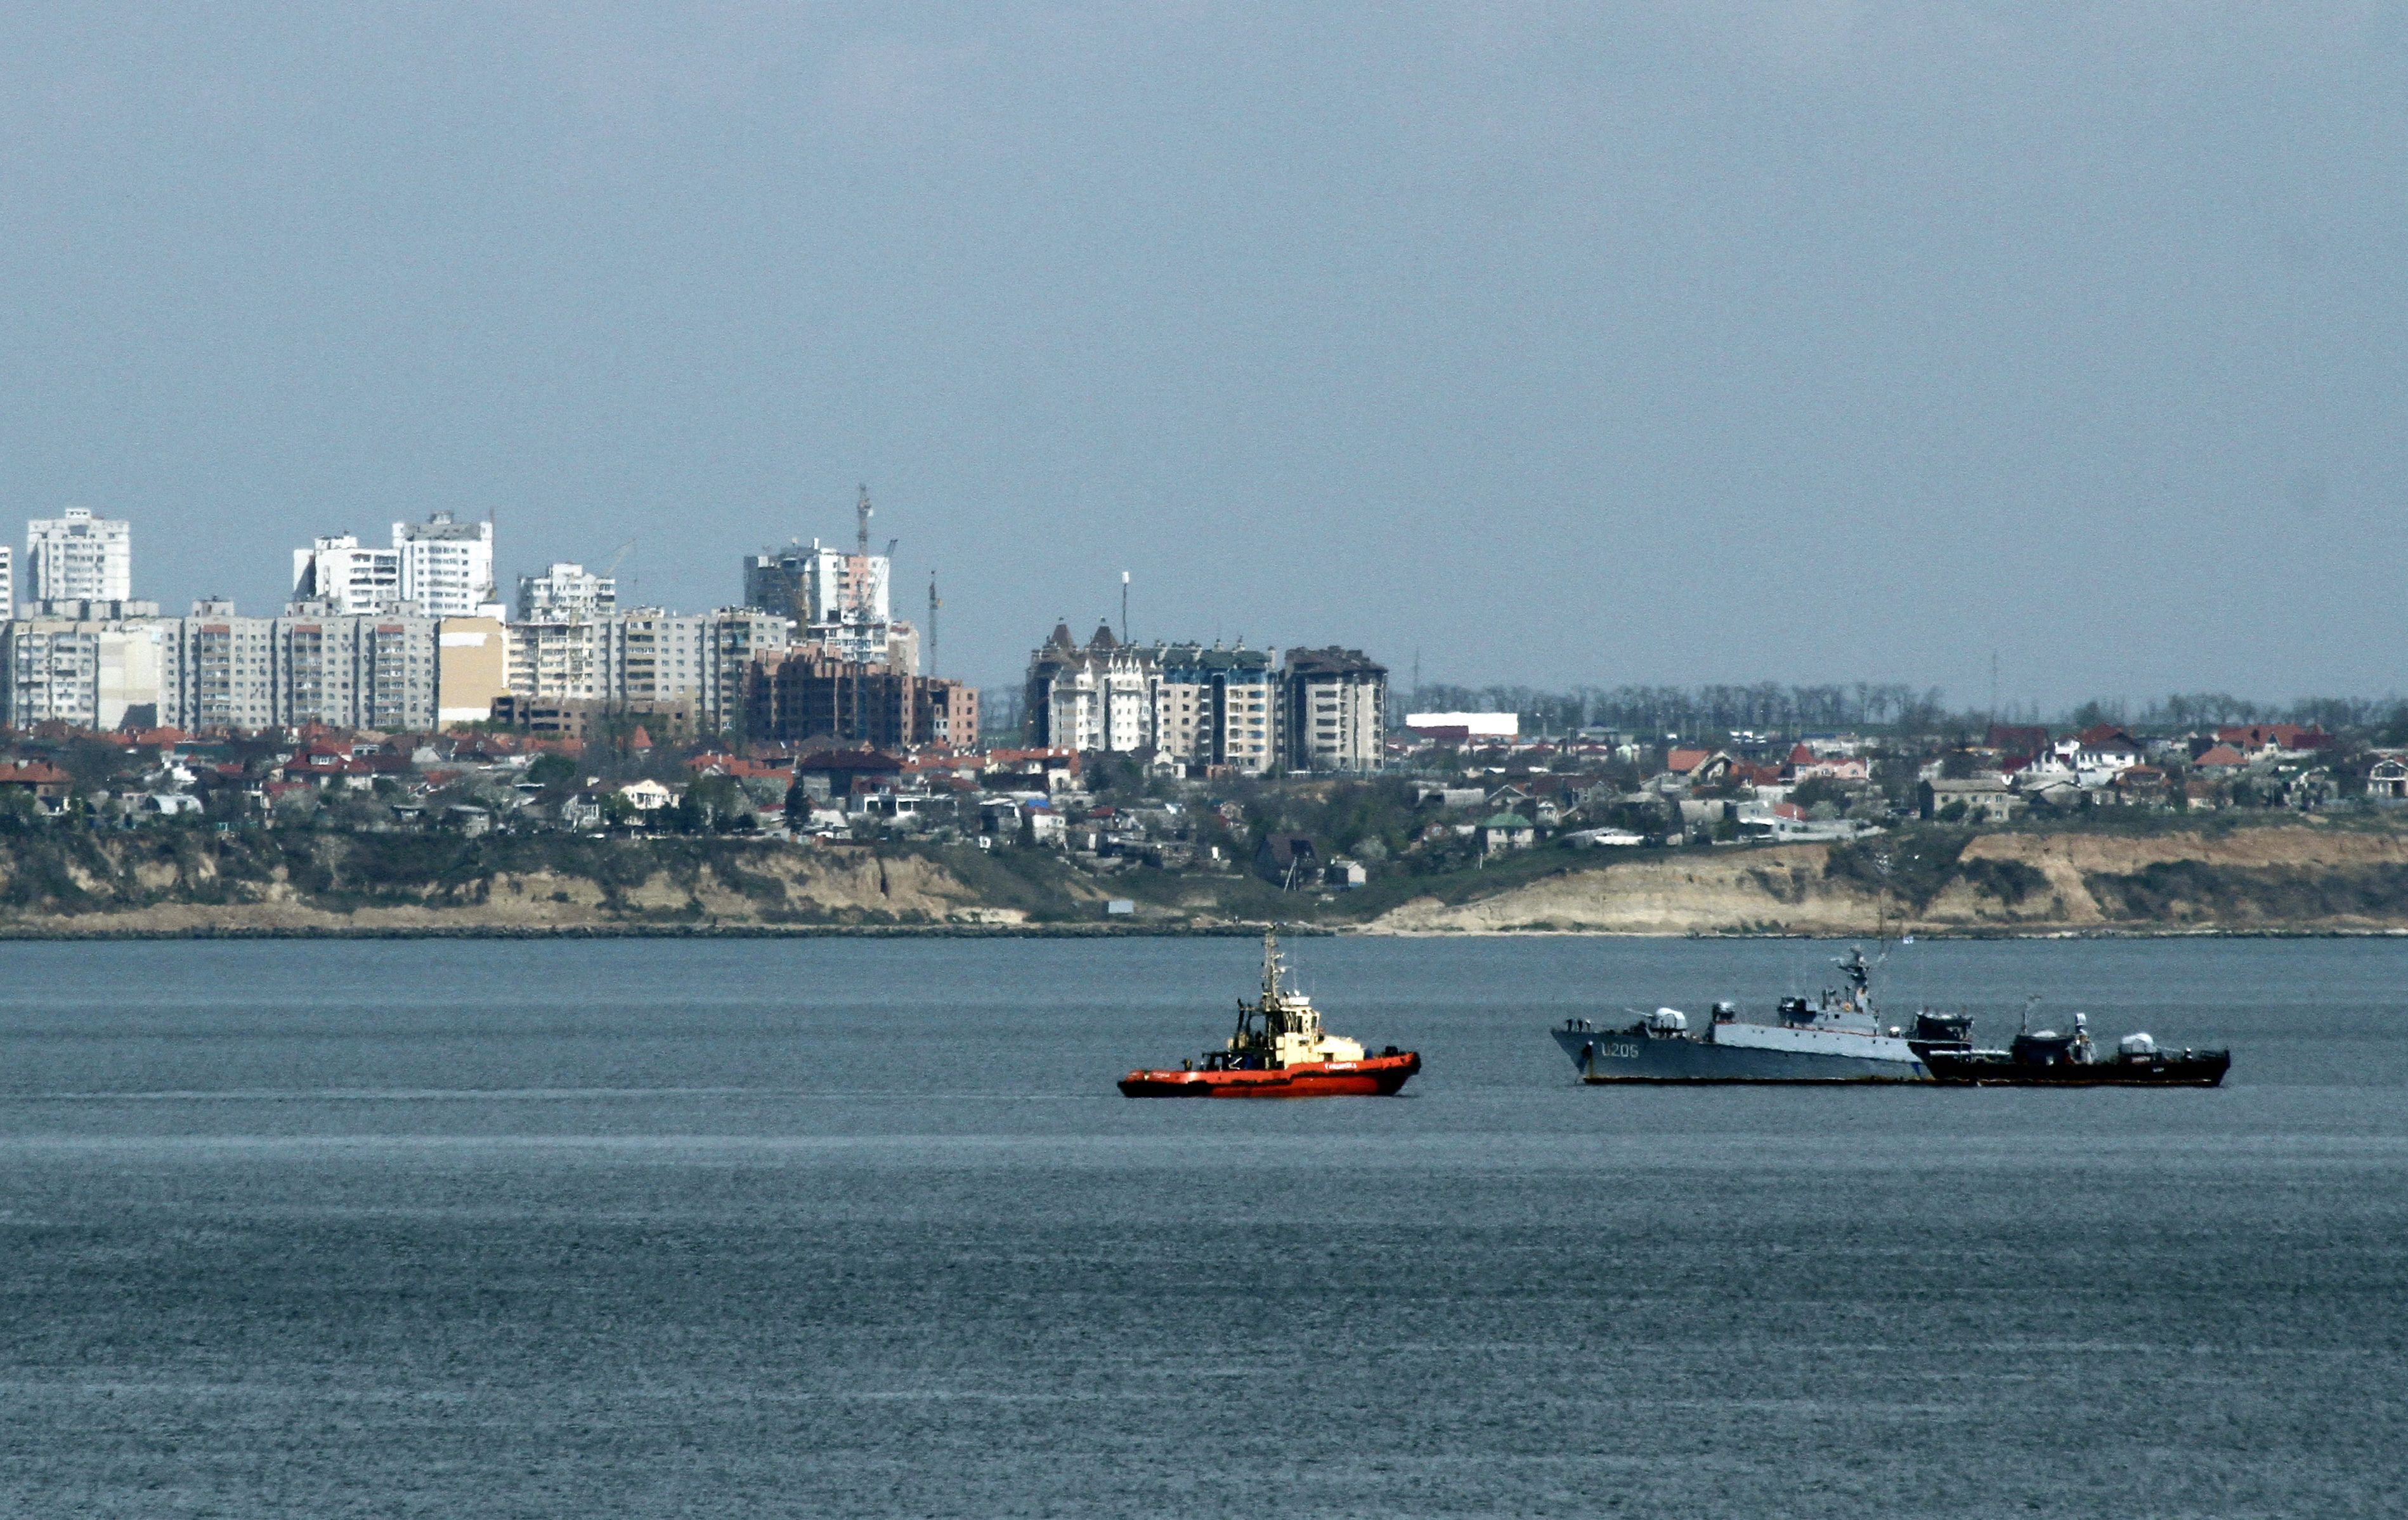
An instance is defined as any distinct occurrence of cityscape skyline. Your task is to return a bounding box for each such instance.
[3,8,2401,705]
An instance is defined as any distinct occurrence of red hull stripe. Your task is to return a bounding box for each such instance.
[1117,1052,1421,1098]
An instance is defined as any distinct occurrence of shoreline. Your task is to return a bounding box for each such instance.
[3,921,2405,942]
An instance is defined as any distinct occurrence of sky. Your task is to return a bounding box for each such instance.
[1,3,2402,709]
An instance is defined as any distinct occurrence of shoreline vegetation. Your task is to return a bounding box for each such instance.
[9,816,2408,940]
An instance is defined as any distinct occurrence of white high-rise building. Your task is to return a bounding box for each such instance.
[290,534,403,615]
[27,508,132,604]
[0,545,13,617]
[517,563,616,622]
[393,512,497,619]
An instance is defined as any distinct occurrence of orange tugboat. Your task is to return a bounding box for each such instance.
[1118,927,1421,1097]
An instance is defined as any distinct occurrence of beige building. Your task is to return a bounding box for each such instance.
[437,617,509,727]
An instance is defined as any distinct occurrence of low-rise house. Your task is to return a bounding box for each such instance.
[2191,744,2249,772]
[2113,766,2171,806]
[1918,776,2022,823]
[616,778,675,813]
[981,747,1080,793]
[1986,724,2050,761]
[0,761,74,812]
[2217,723,2334,756]
[2072,725,2142,783]
[1787,744,1870,783]
[1257,832,1320,884]
[1324,858,1368,889]
[793,746,904,801]
[1414,785,1488,810]
[1478,812,1535,853]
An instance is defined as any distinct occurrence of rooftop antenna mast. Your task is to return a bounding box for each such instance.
[927,572,940,679]
[1120,570,1130,644]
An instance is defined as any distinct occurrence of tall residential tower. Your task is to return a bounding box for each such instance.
[27,508,131,604]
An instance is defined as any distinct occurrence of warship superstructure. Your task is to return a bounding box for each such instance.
[1551,947,1930,1083]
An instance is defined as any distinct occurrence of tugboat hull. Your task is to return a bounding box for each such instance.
[1119,1051,1421,1097]
[1551,1026,1928,1084]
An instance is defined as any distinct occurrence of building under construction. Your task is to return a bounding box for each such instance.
[742,647,977,750]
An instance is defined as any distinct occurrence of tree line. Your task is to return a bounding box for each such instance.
[1405,683,2408,741]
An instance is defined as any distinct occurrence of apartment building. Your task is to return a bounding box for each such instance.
[1156,643,1279,775]
[1025,623,1155,754]
[153,603,438,732]
[743,646,975,749]
[394,512,497,617]
[703,608,791,732]
[27,508,131,603]
[505,618,620,704]
[162,601,277,732]
[1,615,171,730]
[1278,646,1387,773]
[915,680,980,750]
[273,610,438,731]
[517,562,617,622]
[501,607,785,732]
[741,534,915,670]
[290,535,404,614]
[1020,627,1377,776]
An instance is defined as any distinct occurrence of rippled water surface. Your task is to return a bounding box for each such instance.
[1,936,2402,1517]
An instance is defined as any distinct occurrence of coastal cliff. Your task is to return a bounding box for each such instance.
[1365,825,2408,936]
[3,822,2407,937]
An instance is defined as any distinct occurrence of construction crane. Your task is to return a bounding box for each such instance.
[601,539,635,607]
[927,573,940,679]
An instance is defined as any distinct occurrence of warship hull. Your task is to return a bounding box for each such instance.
[1923,1049,2230,1087]
[1552,1026,1929,1084]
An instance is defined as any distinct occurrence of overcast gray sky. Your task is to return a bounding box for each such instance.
[2,3,2400,707]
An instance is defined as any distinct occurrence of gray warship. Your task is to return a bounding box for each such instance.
[1551,947,1930,1083]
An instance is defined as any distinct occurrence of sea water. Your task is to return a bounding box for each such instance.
[0,936,2400,1517]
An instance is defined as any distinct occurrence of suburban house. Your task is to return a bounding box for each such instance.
[1918,776,2022,823]
[615,778,676,812]
[1478,812,1536,853]
[0,761,74,812]
[2071,725,2143,782]
[1787,744,1870,783]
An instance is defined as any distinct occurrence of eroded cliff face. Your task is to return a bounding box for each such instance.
[4,825,2406,936]
[1365,827,2408,935]
[0,834,1057,934]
